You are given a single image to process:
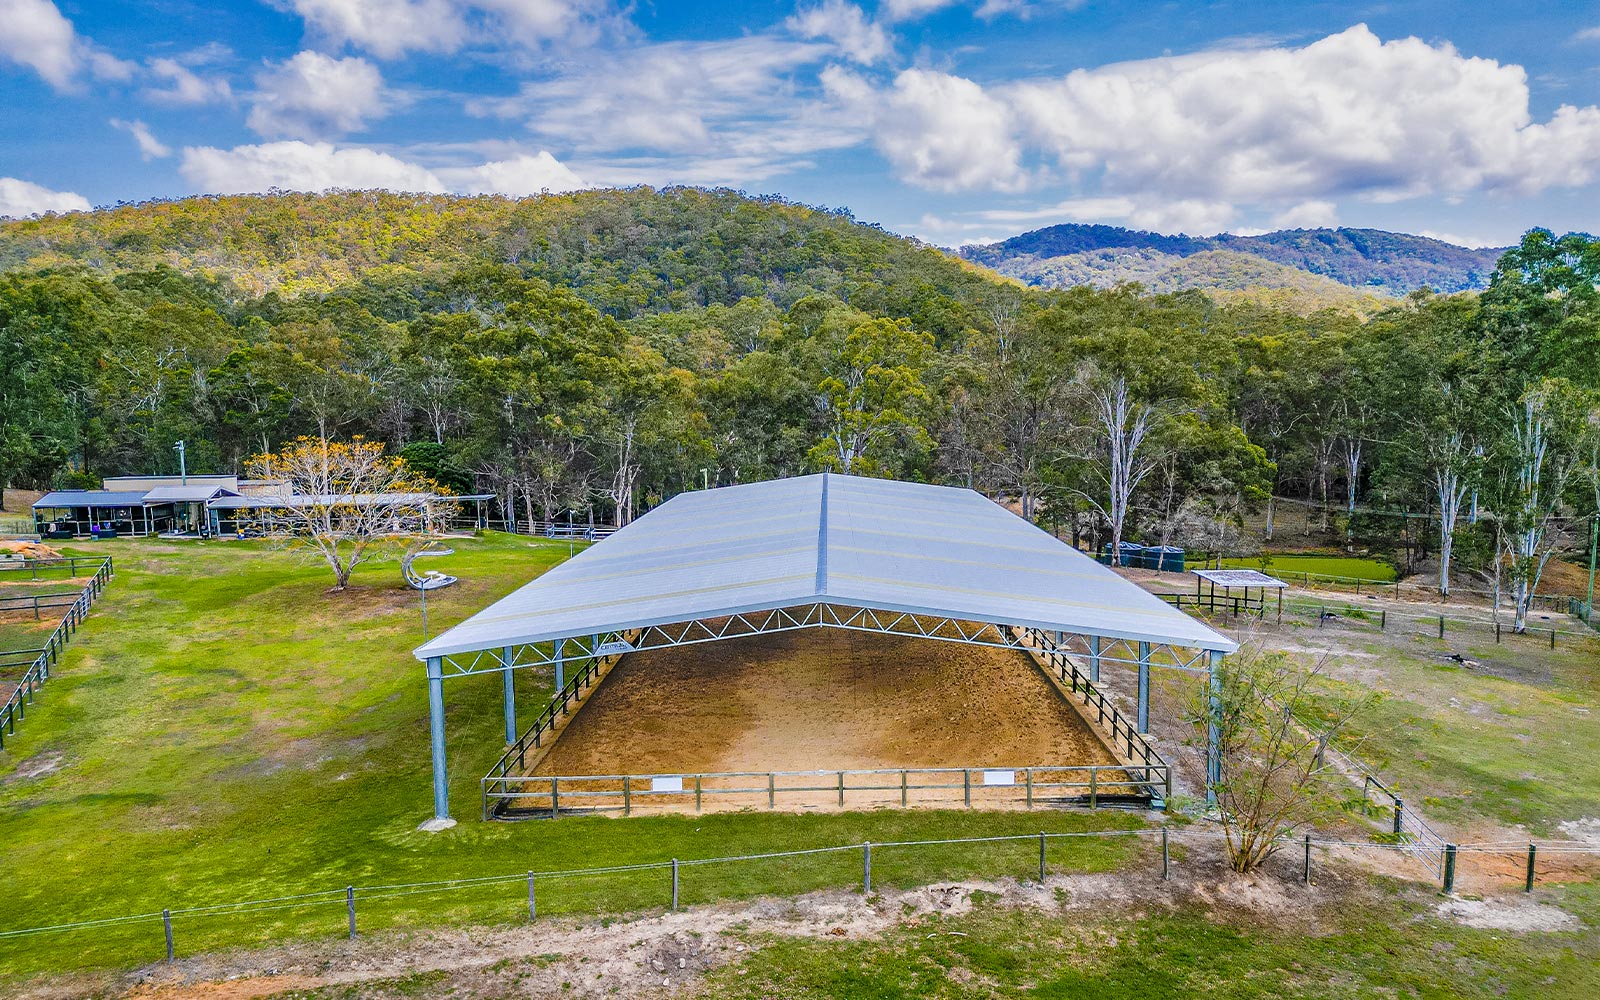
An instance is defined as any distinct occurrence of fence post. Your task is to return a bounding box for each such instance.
[1161,827,1170,881]
[863,841,872,893]
[1089,768,1097,810]
[770,772,777,809]
[695,774,703,813]
[963,769,972,807]
[838,771,845,808]
[1303,834,1312,885]
[347,886,357,938]
[1393,797,1404,835]
[1550,628,1556,650]
[1438,615,1445,638]
[1380,610,1386,631]
[163,909,174,962]
[900,770,907,807]
[1441,845,1457,894]
[528,871,536,919]
[623,775,632,817]
[1525,844,1537,893]
[670,859,679,912]
[1496,622,1502,643]
[1025,768,1034,809]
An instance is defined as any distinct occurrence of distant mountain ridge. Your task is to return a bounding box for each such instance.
[961,224,1507,297]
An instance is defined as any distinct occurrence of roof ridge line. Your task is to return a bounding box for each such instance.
[814,472,829,595]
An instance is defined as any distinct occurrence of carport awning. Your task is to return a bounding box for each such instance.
[414,473,1236,661]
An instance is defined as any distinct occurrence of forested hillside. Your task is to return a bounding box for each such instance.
[2,190,1597,610]
[964,224,1506,296]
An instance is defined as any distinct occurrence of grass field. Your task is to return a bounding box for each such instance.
[1217,553,1397,582]
[3,534,1597,996]
[0,535,1144,982]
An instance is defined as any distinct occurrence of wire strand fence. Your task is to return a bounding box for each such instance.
[0,556,114,748]
[3,823,1596,971]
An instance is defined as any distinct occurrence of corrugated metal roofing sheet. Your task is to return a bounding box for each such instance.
[33,490,151,507]
[143,486,239,502]
[1192,569,1288,588]
[414,473,1235,660]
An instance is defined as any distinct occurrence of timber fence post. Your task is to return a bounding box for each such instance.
[1525,845,1537,893]
[1442,845,1457,894]
[1161,827,1170,881]
[347,886,356,938]
[163,909,174,962]
[1303,834,1311,885]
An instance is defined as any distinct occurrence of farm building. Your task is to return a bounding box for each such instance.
[31,474,489,538]
[412,473,1236,826]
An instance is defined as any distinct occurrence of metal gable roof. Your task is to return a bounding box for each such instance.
[143,485,239,502]
[33,490,151,507]
[414,473,1235,661]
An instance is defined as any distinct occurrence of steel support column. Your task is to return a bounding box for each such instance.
[553,638,565,689]
[1206,649,1224,808]
[1088,634,1101,683]
[427,656,450,820]
[1137,641,1151,733]
[501,646,517,745]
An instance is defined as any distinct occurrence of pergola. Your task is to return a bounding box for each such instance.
[412,473,1237,825]
[1191,568,1289,620]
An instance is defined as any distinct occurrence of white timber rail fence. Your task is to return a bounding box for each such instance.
[0,556,114,749]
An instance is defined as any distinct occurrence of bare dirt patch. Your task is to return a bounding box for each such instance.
[533,629,1122,780]
[1436,896,1579,932]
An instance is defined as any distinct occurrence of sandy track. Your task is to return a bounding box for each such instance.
[532,629,1120,777]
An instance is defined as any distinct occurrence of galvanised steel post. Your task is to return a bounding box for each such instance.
[553,638,565,690]
[1206,650,1223,808]
[1088,634,1101,683]
[1136,641,1151,733]
[501,646,517,745]
[427,656,450,820]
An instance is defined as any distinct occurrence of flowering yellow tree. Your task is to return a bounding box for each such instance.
[246,436,453,590]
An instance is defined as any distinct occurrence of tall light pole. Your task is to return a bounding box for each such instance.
[173,440,187,484]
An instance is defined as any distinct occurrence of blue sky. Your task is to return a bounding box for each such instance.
[2,0,1599,247]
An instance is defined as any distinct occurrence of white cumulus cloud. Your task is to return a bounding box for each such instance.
[109,119,173,160]
[0,176,91,218]
[788,1,892,65]
[248,51,389,140]
[0,0,132,90]
[285,0,619,59]
[180,141,444,194]
[826,66,1027,192]
[143,56,233,105]
[834,24,1600,231]
[178,140,588,198]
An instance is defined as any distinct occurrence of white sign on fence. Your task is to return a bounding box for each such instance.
[651,776,684,792]
[982,769,1017,786]
[596,640,634,657]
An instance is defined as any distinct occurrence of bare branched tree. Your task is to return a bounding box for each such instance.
[1073,371,1159,565]
[246,436,453,590]
[1187,644,1371,873]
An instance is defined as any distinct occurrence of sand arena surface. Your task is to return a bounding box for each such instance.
[531,628,1121,778]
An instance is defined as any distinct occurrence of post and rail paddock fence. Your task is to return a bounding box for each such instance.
[0,556,114,749]
[485,764,1163,821]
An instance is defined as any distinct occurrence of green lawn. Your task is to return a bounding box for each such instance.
[695,883,1600,1000]
[1219,554,1397,582]
[0,534,1143,981]
[1310,630,1600,837]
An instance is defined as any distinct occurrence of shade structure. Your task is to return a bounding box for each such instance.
[415,473,1235,661]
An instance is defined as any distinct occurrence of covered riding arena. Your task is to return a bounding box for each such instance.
[412,474,1235,827]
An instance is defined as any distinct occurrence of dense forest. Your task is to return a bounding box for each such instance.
[2,188,1598,623]
[964,224,1506,296]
